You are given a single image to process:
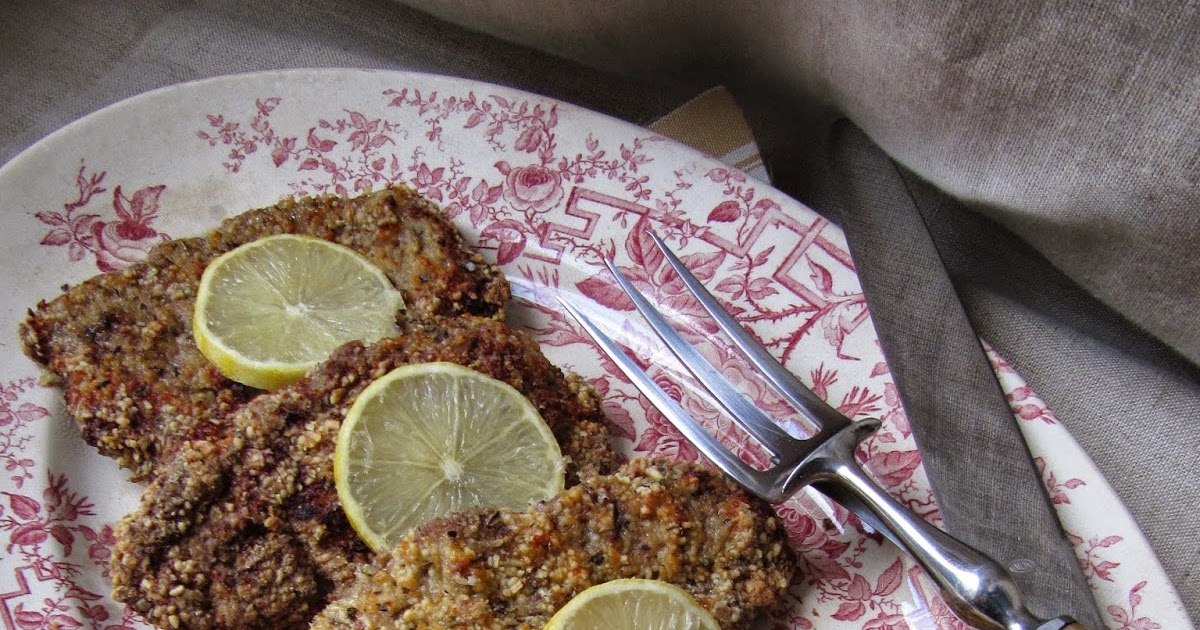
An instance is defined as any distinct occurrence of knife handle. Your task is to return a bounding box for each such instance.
[805,422,1080,630]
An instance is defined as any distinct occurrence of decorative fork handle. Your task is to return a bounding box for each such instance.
[560,234,1092,630]
[804,420,1087,630]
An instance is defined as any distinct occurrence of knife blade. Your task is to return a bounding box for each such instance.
[825,120,1104,629]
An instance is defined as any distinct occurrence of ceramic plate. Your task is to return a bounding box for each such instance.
[0,69,1187,630]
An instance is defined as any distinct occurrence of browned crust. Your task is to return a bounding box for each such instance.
[312,458,796,630]
[110,316,622,630]
[18,186,510,479]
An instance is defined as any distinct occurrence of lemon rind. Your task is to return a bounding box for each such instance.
[192,234,404,390]
[334,362,565,553]
[542,578,720,630]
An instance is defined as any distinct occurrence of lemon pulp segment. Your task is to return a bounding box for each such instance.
[543,579,721,630]
[193,234,404,390]
[334,362,564,552]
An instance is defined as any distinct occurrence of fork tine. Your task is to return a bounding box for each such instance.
[602,259,798,458]
[647,231,851,436]
[557,297,775,500]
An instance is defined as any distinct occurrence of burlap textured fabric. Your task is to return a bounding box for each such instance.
[402,0,1200,369]
[2,0,1197,622]
[397,3,1200,619]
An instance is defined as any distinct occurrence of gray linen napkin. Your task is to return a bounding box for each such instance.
[2,0,1197,623]
[398,2,1200,620]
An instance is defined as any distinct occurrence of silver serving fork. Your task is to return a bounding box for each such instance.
[558,231,1082,630]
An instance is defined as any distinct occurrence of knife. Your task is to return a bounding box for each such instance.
[826,120,1104,629]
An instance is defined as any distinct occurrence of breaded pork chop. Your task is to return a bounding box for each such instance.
[312,458,795,630]
[110,316,622,630]
[19,186,509,480]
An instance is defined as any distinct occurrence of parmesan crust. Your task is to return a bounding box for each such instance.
[110,316,622,630]
[19,186,509,480]
[21,186,799,630]
[312,458,796,630]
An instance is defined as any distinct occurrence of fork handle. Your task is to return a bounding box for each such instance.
[802,420,1077,630]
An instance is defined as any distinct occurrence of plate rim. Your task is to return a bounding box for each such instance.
[0,66,1187,629]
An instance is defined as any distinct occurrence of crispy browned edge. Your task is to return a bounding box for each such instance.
[312,457,796,630]
[109,316,623,630]
[18,185,510,480]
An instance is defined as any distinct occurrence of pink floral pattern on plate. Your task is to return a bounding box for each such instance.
[33,163,170,272]
[0,69,1188,630]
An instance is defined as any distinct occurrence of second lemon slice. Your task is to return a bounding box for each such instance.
[334,362,565,552]
[193,234,404,390]
[544,579,720,630]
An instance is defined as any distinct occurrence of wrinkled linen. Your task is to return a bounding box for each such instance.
[394,2,1200,620]
[1,0,1197,622]
[403,0,1200,369]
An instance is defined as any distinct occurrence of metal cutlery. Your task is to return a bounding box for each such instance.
[828,121,1102,629]
[559,230,1089,630]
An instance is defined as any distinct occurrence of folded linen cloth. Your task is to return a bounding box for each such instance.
[1,0,1196,623]
[393,3,1200,621]
[402,0,1200,370]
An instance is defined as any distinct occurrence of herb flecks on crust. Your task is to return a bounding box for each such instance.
[19,186,509,480]
[313,458,795,630]
[110,316,621,630]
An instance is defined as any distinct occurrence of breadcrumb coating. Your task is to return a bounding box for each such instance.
[21,186,799,630]
[312,458,795,630]
[110,316,622,630]
[19,186,509,479]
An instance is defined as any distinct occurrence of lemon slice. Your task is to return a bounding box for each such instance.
[334,362,564,552]
[193,234,404,390]
[544,579,720,630]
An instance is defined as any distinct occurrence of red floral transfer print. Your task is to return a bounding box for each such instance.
[499,162,564,213]
[174,83,1177,629]
[1,377,145,630]
[0,379,45,490]
[1106,581,1161,630]
[197,97,405,196]
[195,94,663,271]
[34,162,169,271]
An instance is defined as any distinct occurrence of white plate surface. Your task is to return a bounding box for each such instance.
[0,69,1187,630]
